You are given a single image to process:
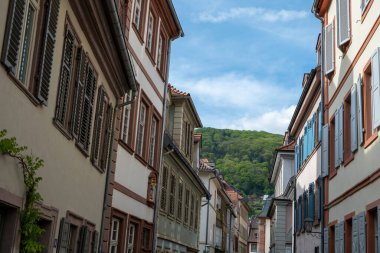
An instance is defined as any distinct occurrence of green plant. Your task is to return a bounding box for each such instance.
[0,130,45,253]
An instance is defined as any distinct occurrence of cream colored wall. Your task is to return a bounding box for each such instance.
[0,0,119,241]
[325,0,380,220]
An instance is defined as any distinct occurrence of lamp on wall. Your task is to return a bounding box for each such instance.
[304,218,321,235]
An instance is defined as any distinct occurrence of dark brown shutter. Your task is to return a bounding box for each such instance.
[36,0,60,105]
[78,62,96,151]
[55,26,75,125]
[91,87,105,165]
[71,48,87,139]
[92,231,99,253]
[101,104,113,170]
[57,218,71,251]
[1,0,25,74]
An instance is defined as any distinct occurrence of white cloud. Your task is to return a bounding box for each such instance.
[198,7,308,23]
[225,105,296,134]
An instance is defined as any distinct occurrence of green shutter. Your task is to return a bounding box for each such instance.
[1,0,26,74]
[57,218,71,252]
[55,25,75,125]
[36,0,60,105]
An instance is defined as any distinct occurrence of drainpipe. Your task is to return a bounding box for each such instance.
[293,183,297,253]
[312,2,325,252]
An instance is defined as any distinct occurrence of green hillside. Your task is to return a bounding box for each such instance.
[197,127,283,215]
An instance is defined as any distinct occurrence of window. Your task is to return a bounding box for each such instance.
[127,223,137,253]
[157,34,163,71]
[91,87,113,172]
[55,22,97,154]
[361,0,371,13]
[141,226,152,251]
[160,166,169,211]
[194,198,199,230]
[121,92,132,144]
[168,172,176,216]
[324,22,335,75]
[251,243,257,253]
[337,0,350,47]
[147,172,157,203]
[133,0,142,29]
[177,179,183,221]
[189,193,194,227]
[367,206,379,253]
[345,218,353,253]
[110,218,120,253]
[184,188,190,224]
[1,0,60,104]
[146,12,154,53]
[148,117,157,166]
[363,62,373,141]
[136,102,147,156]
[0,203,19,252]
[343,93,352,163]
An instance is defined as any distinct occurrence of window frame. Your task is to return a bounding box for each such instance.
[132,0,147,43]
[145,8,158,63]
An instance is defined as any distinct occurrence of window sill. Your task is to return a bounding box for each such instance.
[53,120,73,140]
[361,0,373,23]
[156,66,166,82]
[364,131,378,149]
[329,168,337,180]
[6,70,41,106]
[339,39,351,56]
[91,162,105,174]
[75,142,90,158]
[135,153,148,166]
[145,47,156,66]
[132,24,144,45]
[343,154,354,167]
[119,139,134,155]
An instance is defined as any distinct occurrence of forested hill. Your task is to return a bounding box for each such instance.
[197,127,283,214]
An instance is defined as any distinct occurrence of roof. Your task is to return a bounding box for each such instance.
[168,84,189,97]
[275,140,295,152]
[258,196,273,218]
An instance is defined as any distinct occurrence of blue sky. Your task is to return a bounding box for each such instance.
[169,0,320,134]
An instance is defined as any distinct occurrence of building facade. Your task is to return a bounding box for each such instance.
[313,0,380,252]
[248,218,259,253]
[268,140,295,253]
[109,0,182,252]
[156,85,210,253]
[0,0,135,252]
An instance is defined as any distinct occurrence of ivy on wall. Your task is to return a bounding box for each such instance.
[0,130,45,253]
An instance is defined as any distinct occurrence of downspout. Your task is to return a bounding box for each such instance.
[152,28,183,251]
[312,2,325,252]
[293,180,297,253]
[99,1,139,251]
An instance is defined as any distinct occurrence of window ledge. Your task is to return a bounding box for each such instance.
[132,24,144,45]
[118,139,134,155]
[75,142,90,158]
[135,153,148,166]
[53,120,73,140]
[156,66,166,82]
[361,0,373,23]
[343,154,354,167]
[364,131,378,149]
[5,71,41,106]
[329,168,337,180]
[91,162,105,174]
[145,47,156,66]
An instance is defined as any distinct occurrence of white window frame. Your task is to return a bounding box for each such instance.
[133,0,142,29]
[136,102,146,156]
[109,218,120,253]
[17,0,39,86]
[127,223,136,253]
[146,12,154,53]
[157,34,163,70]
[148,117,157,166]
[121,92,131,143]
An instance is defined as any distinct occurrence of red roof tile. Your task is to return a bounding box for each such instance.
[168,84,189,96]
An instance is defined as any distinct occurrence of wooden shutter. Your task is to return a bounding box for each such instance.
[322,124,329,177]
[358,212,366,253]
[294,144,298,174]
[36,0,60,105]
[357,75,364,145]
[55,26,75,125]
[71,49,87,139]
[351,84,358,152]
[324,228,329,253]
[308,183,315,220]
[338,105,344,164]
[340,222,345,253]
[1,0,26,74]
[78,62,97,151]
[371,48,380,131]
[352,215,359,253]
[312,113,316,147]
[79,225,90,253]
[319,102,323,142]
[91,87,105,166]
[92,231,99,253]
[101,104,113,170]
[335,110,340,168]
[377,206,380,253]
[57,218,71,251]
[337,0,350,46]
[335,223,340,253]
[325,23,334,75]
